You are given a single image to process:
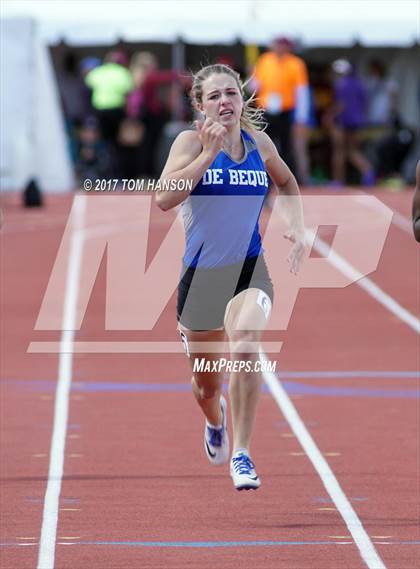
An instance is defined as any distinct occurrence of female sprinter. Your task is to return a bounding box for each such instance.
[156,64,305,491]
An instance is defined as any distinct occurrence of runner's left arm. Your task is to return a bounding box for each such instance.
[254,130,306,274]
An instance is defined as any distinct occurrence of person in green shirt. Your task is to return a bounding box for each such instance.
[86,51,133,112]
[85,51,133,177]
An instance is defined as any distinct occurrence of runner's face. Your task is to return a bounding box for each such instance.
[200,73,243,127]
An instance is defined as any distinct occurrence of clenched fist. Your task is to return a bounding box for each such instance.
[194,118,227,159]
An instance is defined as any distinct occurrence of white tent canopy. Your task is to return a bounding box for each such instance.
[2,0,420,47]
[1,1,419,192]
[0,18,74,192]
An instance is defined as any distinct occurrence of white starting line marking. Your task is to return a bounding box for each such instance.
[260,350,387,569]
[37,196,86,569]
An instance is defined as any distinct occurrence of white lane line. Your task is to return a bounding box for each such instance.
[260,351,387,569]
[37,195,86,569]
[352,194,413,235]
[306,229,420,334]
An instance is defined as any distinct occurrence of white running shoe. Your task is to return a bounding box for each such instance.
[230,450,261,491]
[204,395,229,465]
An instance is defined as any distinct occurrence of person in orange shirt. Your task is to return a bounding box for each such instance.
[253,37,310,178]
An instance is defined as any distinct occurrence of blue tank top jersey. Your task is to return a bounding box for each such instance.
[181,129,269,268]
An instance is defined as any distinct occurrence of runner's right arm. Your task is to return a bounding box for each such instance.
[156,119,226,211]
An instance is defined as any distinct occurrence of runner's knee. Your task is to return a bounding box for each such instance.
[229,330,260,359]
[191,375,219,400]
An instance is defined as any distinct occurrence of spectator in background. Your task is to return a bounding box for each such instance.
[373,119,414,182]
[326,59,375,187]
[365,60,398,127]
[85,51,133,177]
[126,51,156,120]
[58,53,98,162]
[78,56,101,112]
[364,59,410,184]
[252,36,310,178]
[76,117,110,183]
[292,84,316,186]
[126,51,190,177]
[216,54,245,79]
[310,65,335,184]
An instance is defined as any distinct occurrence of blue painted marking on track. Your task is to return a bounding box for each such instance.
[78,540,420,547]
[1,541,342,548]
[5,373,420,399]
[277,371,420,379]
[1,540,420,548]
[77,540,343,547]
[314,497,367,504]
[278,382,420,399]
[275,420,318,430]
[26,496,79,504]
[62,498,80,503]
[70,380,418,398]
[82,540,419,547]
[72,382,190,393]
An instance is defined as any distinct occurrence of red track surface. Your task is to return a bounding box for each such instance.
[1,189,419,569]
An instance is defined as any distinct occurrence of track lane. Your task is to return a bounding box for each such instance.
[1,189,419,568]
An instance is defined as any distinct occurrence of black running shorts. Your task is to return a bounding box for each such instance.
[177,255,274,331]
